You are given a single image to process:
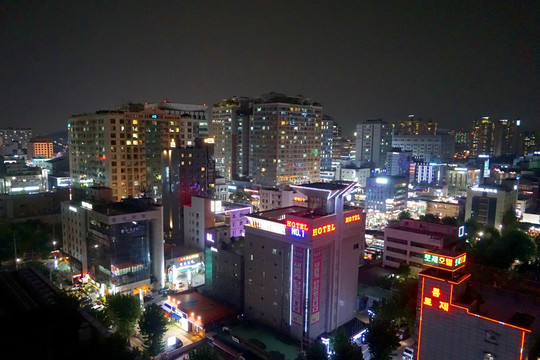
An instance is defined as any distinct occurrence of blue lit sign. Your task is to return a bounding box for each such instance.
[458,226,465,238]
[152,114,158,119]
[290,228,306,238]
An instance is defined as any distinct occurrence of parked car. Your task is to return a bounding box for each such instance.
[402,346,415,360]
[396,325,410,341]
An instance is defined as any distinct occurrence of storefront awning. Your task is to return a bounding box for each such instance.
[162,303,172,312]
[171,312,182,321]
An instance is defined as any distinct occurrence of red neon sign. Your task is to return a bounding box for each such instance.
[312,224,336,236]
[424,287,449,312]
[286,220,309,231]
[345,214,362,223]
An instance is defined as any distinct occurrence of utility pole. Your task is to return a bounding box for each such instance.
[13,235,18,269]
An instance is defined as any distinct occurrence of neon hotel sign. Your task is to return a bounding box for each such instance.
[286,213,361,238]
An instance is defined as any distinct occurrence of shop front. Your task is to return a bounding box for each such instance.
[166,253,205,291]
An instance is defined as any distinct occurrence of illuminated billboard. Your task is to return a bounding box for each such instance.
[423,251,466,270]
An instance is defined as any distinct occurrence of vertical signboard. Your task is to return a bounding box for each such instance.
[292,245,305,325]
[311,248,322,324]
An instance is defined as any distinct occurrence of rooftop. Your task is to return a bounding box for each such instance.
[167,290,235,327]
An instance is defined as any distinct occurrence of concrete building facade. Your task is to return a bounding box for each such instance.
[355,119,392,168]
[249,93,322,187]
[383,219,459,268]
[465,184,517,229]
[61,192,165,294]
[243,182,364,341]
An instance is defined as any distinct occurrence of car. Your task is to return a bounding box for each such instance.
[91,304,105,311]
[396,325,410,341]
[402,346,415,360]
[175,338,183,349]
[81,296,92,304]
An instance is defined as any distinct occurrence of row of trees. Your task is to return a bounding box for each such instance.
[462,211,537,270]
[0,220,56,263]
[98,294,168,358]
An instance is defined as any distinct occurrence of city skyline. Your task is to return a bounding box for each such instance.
[1,1,539,136]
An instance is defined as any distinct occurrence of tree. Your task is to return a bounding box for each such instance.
[398,210,412,221]
[441,216,458,226]
[188,342,222,360]
[105,293,142,341]
[330,329,364,360]
[139,303,168,357]
[305,341,327,360]
[501,209,519,232]
[366,319,400,360]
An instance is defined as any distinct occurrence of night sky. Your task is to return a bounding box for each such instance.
[1,1,539,136]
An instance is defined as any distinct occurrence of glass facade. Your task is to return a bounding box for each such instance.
[88,218,152,288]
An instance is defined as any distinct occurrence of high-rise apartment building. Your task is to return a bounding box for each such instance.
[332,122,343,163]
[162,138,216,241]
[320,115,334,170]
[243,182,364,341]
[0,127,32,156]
[355,119,392,168]
[28,137,54,159]
[523,131,538,155]
[394,115,437,135]
[471,117,495,156]
[145,101,208,139]
[211,97,253,180]
[249,93,322,187]
[68,104,193,201]
[493,118,522,156]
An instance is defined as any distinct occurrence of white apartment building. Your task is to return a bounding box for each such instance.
[392,135,443,162]
[383,219,459,269]
[184,196,251,250]
[258,188,308,211]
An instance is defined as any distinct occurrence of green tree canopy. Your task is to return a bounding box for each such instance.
[139,303,168,357]
[330,329,364,360]
[366,319,400,360]
[305,341,328,360]
[398,210,412,221]
[105,293,142,342]
[188,342,222,360]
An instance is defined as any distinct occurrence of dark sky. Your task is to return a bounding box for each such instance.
[1,0,539,136]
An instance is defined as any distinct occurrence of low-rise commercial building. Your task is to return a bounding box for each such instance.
[465,183,517,229]
[62,188,164,295]
[383,219,459,268]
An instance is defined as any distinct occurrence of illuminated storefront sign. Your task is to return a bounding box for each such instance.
[345,214,362,223]
[423,252,466,269]
[247,218,286,235]
[294,196,307,202]
[312,224,336,236]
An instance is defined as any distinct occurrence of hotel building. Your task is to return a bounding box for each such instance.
[243,182,364,341]
[416,248,538,360]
